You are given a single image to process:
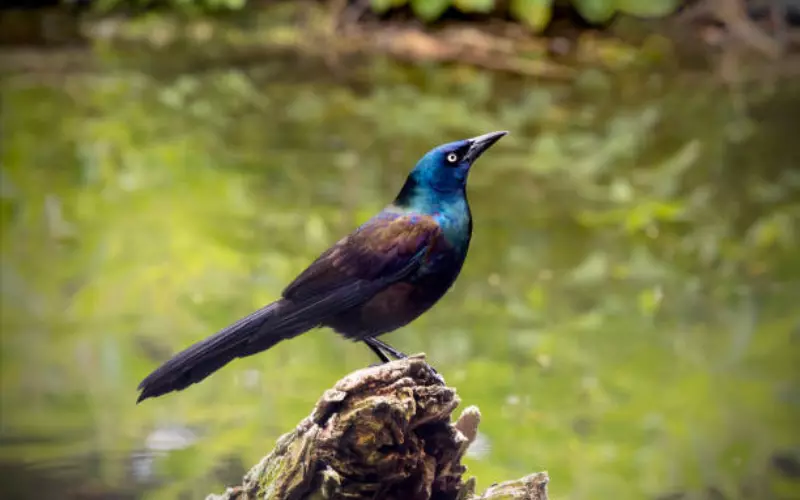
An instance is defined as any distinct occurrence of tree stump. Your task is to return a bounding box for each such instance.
[206,354,548,500]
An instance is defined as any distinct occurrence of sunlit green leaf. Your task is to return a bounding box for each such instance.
[572,0,617,23]
[411,0,450,20]
[209,0,246,9]
[637,287,663,316]
[510,0,553,31]
[454,0,496,13]
[615,0,680,17]
[371,0,408,14]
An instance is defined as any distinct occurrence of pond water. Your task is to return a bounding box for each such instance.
[1,38,799,500]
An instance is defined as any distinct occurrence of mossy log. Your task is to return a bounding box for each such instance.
[206,354,548,500]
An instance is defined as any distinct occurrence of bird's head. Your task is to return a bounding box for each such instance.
[396,131,508,205]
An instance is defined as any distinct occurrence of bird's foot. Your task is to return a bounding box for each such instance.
[366,360,446,385]
[363,338,446,384]
[430,369,446,386]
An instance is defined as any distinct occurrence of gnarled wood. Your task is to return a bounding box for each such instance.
[206,355,548,500]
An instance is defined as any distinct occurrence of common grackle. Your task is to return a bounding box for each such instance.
[136,131,508,403]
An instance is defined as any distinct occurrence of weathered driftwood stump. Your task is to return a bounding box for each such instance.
[207,354,548,500]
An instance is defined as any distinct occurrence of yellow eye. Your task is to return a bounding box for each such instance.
[446,153,458,163]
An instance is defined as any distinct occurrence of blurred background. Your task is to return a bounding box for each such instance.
[1,0,799,499]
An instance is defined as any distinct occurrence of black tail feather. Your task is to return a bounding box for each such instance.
[136,261,422,403]
[136,300,309,403]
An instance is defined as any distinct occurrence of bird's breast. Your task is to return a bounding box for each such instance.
[433,210,472,252]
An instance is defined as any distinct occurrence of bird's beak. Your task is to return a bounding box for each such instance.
[464,130,508,164]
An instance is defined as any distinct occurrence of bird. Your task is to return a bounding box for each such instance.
[136,130,508,403]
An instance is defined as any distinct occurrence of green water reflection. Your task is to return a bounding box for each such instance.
[1,54,799,500]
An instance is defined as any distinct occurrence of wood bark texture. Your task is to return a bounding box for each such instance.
[206,355,548,500]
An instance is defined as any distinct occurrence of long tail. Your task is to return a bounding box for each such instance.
[136,299,315,403]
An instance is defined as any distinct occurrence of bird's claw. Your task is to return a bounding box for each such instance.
[428,365,446,385]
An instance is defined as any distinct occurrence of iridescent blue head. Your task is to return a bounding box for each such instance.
[395,131,508,208]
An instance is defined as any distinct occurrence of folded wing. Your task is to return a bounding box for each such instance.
[281,212,443,304]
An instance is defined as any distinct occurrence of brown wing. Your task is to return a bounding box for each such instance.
[282,213,444,303]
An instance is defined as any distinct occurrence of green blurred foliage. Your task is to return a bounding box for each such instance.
[571,0,617,24]
[410,0,451,21]
[376,0,683,29]
[96,0,247,11]
[373,0,683,26]
[510,0,554,31]
[1,31,799,500]
[87,0,683,31]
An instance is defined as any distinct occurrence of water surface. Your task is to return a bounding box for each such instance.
[1,47,799,500]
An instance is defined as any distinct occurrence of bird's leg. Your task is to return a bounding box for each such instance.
[364,337,392,363]
[367,338,408,360]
